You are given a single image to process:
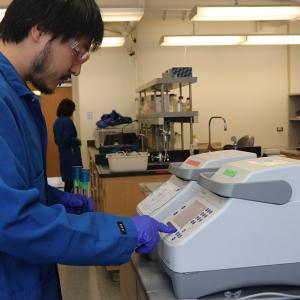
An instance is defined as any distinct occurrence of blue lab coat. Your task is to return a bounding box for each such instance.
[53,117,82,181]
[0,52,137,299]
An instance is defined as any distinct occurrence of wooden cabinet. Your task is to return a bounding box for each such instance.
[97,174,169,216]
[120,261,148,300]
[89,156,103,212]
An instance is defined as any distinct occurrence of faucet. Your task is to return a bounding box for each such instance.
[231,136,238,149]
[150,128,170,163]
[161,128,171,162]
[208,116,227,152]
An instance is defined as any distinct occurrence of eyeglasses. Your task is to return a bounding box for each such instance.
[69,40,90,63]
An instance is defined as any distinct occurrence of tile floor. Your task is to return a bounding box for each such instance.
[58,265,120,300]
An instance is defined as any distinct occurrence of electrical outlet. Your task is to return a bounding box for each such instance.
[276,127,284,132]
[87,112,93,120]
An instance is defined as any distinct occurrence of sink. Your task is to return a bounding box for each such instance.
[147,150,200,170]
[149,149,199,163]
[147,162,169,170]
[95,149,201,170]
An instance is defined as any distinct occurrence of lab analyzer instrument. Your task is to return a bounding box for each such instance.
[159,157,300,299]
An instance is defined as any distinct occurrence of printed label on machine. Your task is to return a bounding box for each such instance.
[139,178,187,213]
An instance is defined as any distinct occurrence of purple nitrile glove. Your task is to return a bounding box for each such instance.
[131,215,177,254]
[60,193,94,214]
[76,194,94,212]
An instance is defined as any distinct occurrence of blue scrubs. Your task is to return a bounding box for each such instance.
[53,117,82,181]
[0,52,137,299]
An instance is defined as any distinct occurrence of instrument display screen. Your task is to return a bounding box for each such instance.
[173,200,207,228]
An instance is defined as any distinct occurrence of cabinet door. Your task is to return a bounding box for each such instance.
[120,262,137,300]
[102,174,170,216]
[137,277,148,300]
[89,158,103,212]
[40,86,72,177]
[96,177,105,212]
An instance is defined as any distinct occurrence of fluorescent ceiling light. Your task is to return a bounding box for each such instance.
[160,35,246,46]
[101,7,144,22]
[190,5,300,21]
[160,35,300,46]
[243,35,300,45]
[101,37,125,47]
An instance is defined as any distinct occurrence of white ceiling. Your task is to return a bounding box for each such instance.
[98,0,299,9]
[0,0,298,8]
[0,0,299,22]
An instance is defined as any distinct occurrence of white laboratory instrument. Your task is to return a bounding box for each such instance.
[159,156,300,299]
[137,150,256,222]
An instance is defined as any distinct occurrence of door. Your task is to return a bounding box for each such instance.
[40,87,72,177]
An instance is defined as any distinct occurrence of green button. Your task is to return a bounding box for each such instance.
[223,169,237,177]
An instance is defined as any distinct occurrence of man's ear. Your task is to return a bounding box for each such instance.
[30,25,43,43]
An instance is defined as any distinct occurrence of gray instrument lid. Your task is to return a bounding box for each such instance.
[198,174,292,205]
[169,162,218,180]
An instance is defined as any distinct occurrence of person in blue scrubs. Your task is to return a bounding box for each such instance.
[53,99,82,193]
[0,0,176,299]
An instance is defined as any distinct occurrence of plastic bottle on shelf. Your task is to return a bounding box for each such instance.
[186,97,191,112]
[168,94,176,112]
[155,94,162,112]
[177,96,184,112]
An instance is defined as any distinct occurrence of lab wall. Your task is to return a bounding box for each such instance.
[135,18,290,150]
[74,17,300,166]
[74,47,136,165]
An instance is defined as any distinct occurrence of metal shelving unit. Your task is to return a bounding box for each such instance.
[136,76,198,151]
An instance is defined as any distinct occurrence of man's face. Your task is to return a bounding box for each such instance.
[28,37,90,94]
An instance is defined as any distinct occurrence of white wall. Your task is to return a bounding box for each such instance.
[75,17,300,165]
[136,18,290,149]
[74,47,136,165]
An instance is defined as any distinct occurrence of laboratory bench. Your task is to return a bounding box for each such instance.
[88,147,171,272]
[280,148,300,159]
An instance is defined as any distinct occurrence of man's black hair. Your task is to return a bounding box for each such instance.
[0,0,103,50]
[57,98,75,117]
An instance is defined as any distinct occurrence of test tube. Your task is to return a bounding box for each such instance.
[72,166,82,194]
[80,168,90,196]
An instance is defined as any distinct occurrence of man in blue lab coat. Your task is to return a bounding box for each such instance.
[0,0,176,299]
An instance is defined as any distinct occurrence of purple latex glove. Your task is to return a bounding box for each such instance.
[60,193,94,214]
[131,215,177,254]
[77,194,94,212]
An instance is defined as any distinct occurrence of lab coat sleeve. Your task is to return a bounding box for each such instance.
[0,101,137,266]
[0,179,137,265]
[0,178,137,266]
